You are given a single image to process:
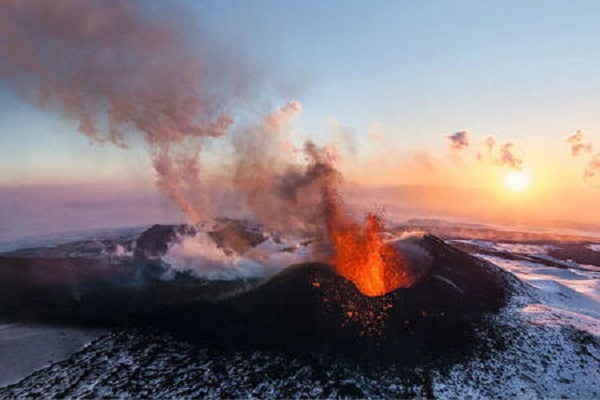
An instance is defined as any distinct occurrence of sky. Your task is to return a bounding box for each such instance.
[1,1,600,237]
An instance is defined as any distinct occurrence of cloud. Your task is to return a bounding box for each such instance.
[484,136,497,153]
[469,134,523,171]
[446,131,470,150]
[497,142,523,170]
[567,130,593,157]
[445,129,524,171]
[477,135,497,162]
[584,154,600,180]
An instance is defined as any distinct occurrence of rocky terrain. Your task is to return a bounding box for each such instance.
[0,220,598,398]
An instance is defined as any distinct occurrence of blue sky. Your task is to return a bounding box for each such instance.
[2,0,600,186]
[191,0,600,140]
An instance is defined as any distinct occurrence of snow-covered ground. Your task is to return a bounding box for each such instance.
[450,239,555,256]
[448,237,600,336]
[589,244,600,252]
[476,254,600,336]
[430,247,600,397]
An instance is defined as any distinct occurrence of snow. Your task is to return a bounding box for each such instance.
[432,303,600,398]
[450,239,553,255]
[588,244,600,252]
[476,254,600,336]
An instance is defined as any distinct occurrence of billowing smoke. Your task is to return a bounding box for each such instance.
[446,131,470,150]
[567,130,593,157]
[0,1,417,286]
[233,102,342,239]
[0,0,251,223]
[163,231,265,280]
[0,0,356,277]
[265,100,302,131]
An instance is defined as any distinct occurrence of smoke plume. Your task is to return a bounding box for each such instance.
[233,103,342,239]
[0,1,425,294]
[447,131,470,150]
[0,0,252,223]
[567,130,593,157]
[0,0,357,258]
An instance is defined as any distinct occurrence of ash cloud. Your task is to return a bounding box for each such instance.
[0,0,353,265]
[567,130,593,157]
[0,1,456,289]
[232,103,342,239]
[265,100,302,131]
[0,0,256,223]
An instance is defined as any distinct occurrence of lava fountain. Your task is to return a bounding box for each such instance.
[328,212,414,297]
[296,143,416,298]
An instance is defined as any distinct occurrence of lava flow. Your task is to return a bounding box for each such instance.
[328,212,414,297]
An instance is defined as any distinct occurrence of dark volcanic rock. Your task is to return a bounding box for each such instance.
[134,220,266,259]
[208,221,266,254]
[0,227,515,362]
[224,234,513,333]
[409,234,514,313]
[153,234,515,362]
[547,244,600,267]
[134,224,195,259]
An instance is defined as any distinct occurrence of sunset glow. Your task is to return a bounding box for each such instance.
[0,0,599,236]
[503,170,532,192]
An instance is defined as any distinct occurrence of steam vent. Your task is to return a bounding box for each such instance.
[0,220,514,363]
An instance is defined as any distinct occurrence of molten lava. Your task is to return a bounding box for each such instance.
[329,213,413,297]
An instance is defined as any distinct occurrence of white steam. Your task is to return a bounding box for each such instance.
[162,231,313,281]
[163,232,263,280]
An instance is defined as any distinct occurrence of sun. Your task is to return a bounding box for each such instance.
[503,170,532,192]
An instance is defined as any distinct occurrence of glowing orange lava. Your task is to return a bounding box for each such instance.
[329,213,413,297]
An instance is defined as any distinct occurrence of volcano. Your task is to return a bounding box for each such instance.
[0,221,515,362]
[155,231,515,362]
